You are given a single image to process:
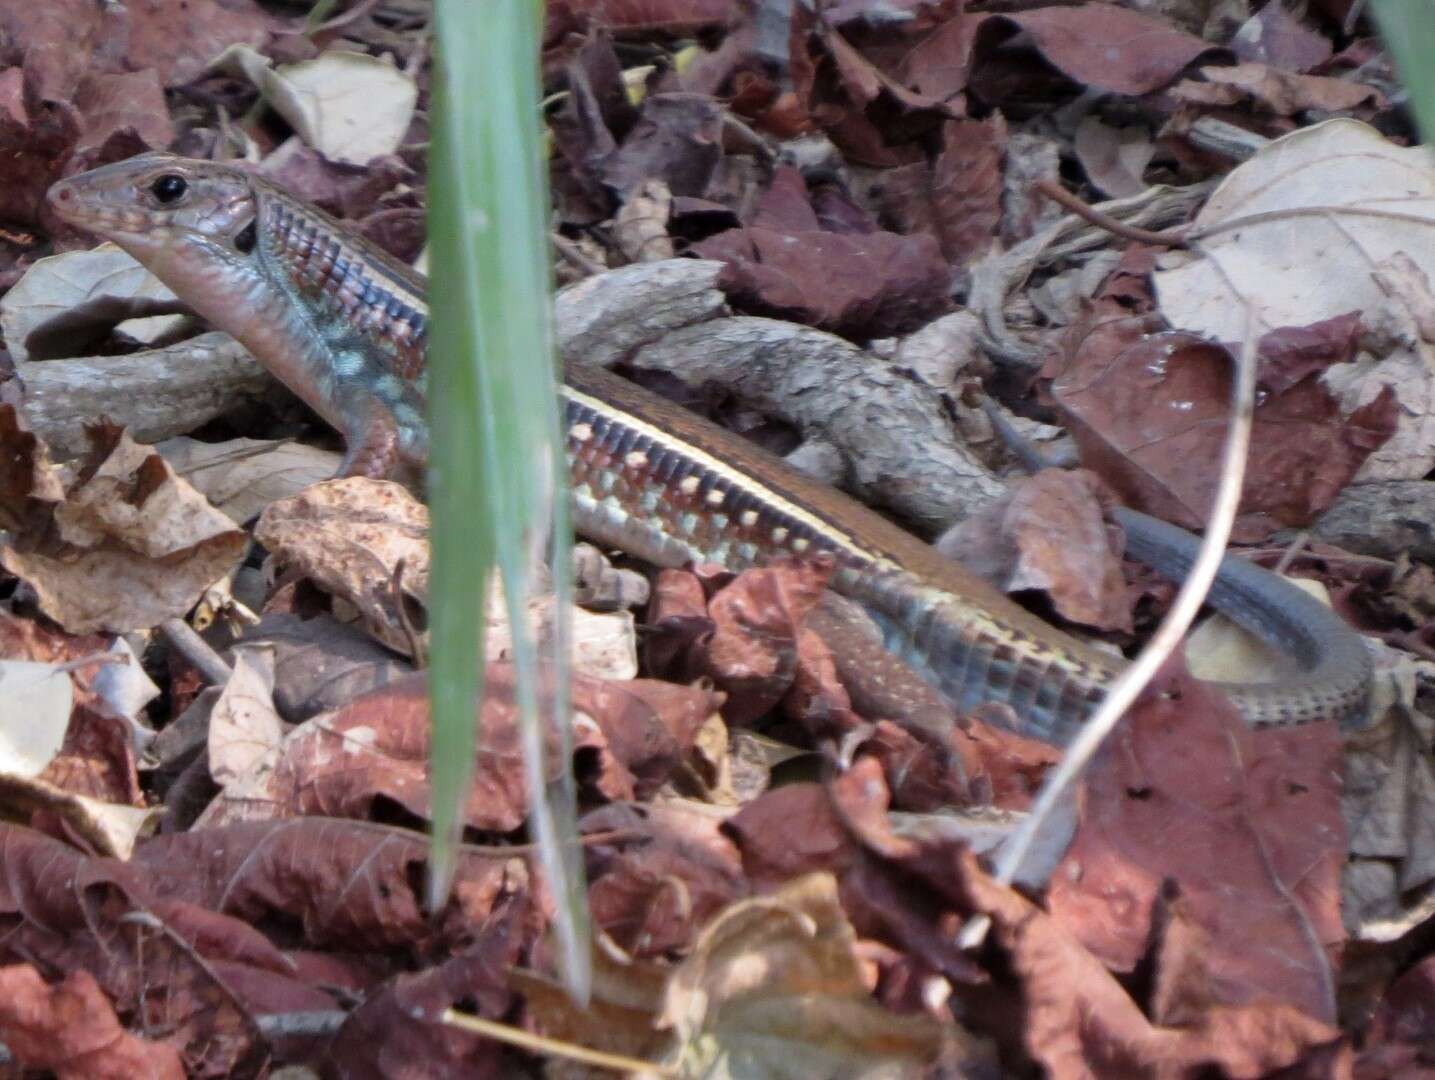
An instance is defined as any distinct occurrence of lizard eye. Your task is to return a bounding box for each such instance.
[151,174,187,203]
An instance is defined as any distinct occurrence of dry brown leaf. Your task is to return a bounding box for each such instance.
[206,646,284,795]
[1174,62,1382,117]
[791,13,955,168]
[657,873,965,1077]
[0,822,328,1073]
[646,557,833,725]
[1073,117,1156,199]
[158,436,340,525]
[254,477,429,655]
[613,177,676,263]
[601,92,724,200]
[1343,642,1435,931]
[135,818,530,951]
[1,423,246,634]
[1153,120,1435,340]
[326,933,520,1077]
[1230,3,1332,71]
[239,612,413,723]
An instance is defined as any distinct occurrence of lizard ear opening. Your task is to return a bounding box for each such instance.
[234,220,257,254]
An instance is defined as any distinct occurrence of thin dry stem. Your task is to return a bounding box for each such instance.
[441,1008,675,1075]
[973,294,1260,921]
[1033,179,1186,247]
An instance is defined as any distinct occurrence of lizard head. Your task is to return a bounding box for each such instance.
[47,153,259,268]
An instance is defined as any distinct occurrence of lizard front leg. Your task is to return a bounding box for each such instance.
[337,402,403,479]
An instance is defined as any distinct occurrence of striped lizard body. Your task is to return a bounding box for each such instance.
[46,153,1372,745]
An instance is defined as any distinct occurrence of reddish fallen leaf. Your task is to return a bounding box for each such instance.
[199,668,718,831]
[0,65,79,233]
[550,30,631,224]
[1360,954,1435,1074]
[0,607,143,805]
[877,116,1007,267]
[1049,313,1398,535]
[825,759,1002,987]
[725,782,856,888]
[0,965,184,1079]
[118,0,277,89]
[644,565,717,672]
[600,92,724,200]
[321,913,525,1079]
[807,176,879,236]
[72,70,173,154]
[259,141,415,222]
[695,167,950,338]
[950,716,1061,810]
[703,556,831,723]
[954,846,1341,1076]
[1230,3,1333,72]
[790,11,956,167]
[0,825,329,1074]
[1047,658,1345,1020]
[38,704,141,806]
[0,605,145,824]
[972,3,1224,98]
[135,819,533,953]
[939,469,1131,633]
[0,2,109,103]
[1255,310,1364,394]
[647,555,831,725]
[584,801,747,956]
[544,0,733,45]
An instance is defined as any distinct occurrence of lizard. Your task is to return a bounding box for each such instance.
[45,153,1373,745]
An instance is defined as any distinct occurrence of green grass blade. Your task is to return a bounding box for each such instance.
[305,0,341,31]
[1373,0,1435,141]
[428,0,589,1002]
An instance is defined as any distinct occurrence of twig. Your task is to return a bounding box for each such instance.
[1187,204,1435,245]
[964,297,1260,943]
[441,1008,676,1076]
[1344,0,1367,35]
[53,651,129,674]
[1272,531,1311,576]
[1032,179,1186,248]
[978,397,1052,475]
[391,558,427,667]
[721,111,776,162]
[256,1010,348,1039]
[160,617,233,686]
[551,231,607,277]
[311,0,382,34]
